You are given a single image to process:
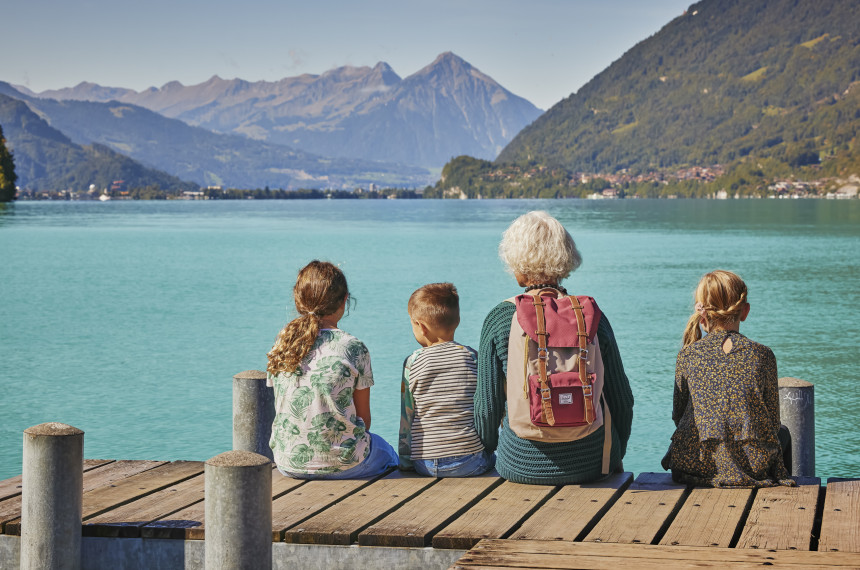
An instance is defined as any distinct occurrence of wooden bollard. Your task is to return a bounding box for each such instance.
[232,370,274,461]
[205,450,272,569]
[21,423,83,570]
[778,377,815,477]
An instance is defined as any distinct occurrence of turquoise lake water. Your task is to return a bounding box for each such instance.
[0,199,858,481]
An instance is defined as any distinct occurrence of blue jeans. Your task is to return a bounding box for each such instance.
[413,450,496,477]
[278,433,398,480]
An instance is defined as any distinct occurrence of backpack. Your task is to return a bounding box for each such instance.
[505,288,612,473]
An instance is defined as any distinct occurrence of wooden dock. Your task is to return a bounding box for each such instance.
[0,460,858,569]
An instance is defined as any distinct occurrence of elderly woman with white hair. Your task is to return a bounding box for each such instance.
[474,211,634,484]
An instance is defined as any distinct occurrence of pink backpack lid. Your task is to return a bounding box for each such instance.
[514,293,602,346]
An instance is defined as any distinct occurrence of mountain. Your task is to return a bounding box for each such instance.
[24,53,543,169]
[496,0,860,175]
[0,93,197,192]
[0,83,430,189]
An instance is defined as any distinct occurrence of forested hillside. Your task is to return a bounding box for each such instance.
[0,94,198,193]
[497,0,860,177]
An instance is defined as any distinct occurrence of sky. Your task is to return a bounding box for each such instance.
[4,0,692,111]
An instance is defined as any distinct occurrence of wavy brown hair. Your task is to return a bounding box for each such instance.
[267,261,349,375]
[682,270,749,347]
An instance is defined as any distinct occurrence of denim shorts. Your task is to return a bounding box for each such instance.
[278,432,398,480]
[412,450,496,478]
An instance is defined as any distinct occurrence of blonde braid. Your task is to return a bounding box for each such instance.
[683,270,749,347]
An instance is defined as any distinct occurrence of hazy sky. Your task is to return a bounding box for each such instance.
[4,0,692,110]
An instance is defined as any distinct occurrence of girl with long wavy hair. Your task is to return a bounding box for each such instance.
[267,260,397,479]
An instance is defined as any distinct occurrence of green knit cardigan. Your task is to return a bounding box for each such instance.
[474,301,634,484]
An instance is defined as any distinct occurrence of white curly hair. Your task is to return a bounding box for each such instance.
[498,211,581,284]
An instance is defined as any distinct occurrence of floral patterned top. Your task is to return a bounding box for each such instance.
[267,329,373,475]
[662,329,793,488]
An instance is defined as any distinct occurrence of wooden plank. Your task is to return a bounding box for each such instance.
[272,478,375,542]
[359,475,503,547]
[583,472,687,545]
[142,467,305,540]
[0,459,115,502]
[82,473,205,538]
[433,480,557,550]
[819,479,860,553]
[142,499,206,540]
[283,472,437,545]
[2,459,165,534]
[659,487,754,547]
[736,477,821,551]
[509,472,632,542]
[451,539,860,569]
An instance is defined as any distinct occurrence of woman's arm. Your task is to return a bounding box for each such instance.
[597,315,635,455]
[474,303,513,453]
[354,387,371,430]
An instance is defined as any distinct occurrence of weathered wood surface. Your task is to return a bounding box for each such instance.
[735,477,821,551]
[83,473,205,538]
[818,478,860,553]
[2,459,167,534]
[508,472,632,542]
[272,478,368,541]
[432,481,557,550]
[584,472,687,545]
[0,459,114,502]
[283,471,437,545]
[659,487,754,547]
[142,467,304,540]
[0,460,857,566]
[359,474,502,547]
[451,539,860,569]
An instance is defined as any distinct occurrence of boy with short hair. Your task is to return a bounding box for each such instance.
[399,283,495,477]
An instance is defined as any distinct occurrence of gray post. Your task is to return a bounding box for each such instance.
[233,370,274,461]
[778,377,815,477]
[205,450,272,570]
[21,423,84,570]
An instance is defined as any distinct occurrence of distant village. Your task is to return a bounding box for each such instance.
[12,169,860,201]
[444,163,860,200]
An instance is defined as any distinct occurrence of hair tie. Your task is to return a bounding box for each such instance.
[694,302,706,318]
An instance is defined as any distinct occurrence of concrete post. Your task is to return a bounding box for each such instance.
[233,370,274,461]
[778,377,815,477]
[205,450,272,570]
[21,422,84,570]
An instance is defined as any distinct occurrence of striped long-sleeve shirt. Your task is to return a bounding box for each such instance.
[400,341,485,461]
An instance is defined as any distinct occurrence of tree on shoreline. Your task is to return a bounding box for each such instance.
[0,124,16,202]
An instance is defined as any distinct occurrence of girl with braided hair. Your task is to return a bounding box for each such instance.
[662,270,794,487]
[266,260,397,479]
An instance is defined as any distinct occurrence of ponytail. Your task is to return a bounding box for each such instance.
[682,312,703,348]
[267,313,322,375]
[683,270,749,348]
[267,260,349,375]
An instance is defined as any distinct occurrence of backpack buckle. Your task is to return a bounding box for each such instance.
[582,385,593,397]
[537,347,549,360]
[540,387,552,400]
[579,348,589,359]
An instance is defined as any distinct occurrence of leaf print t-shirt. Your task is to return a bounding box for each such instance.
[267,329,374,475]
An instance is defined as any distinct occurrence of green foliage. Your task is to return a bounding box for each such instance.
[498,0,860,177]
[0,123,16,202]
